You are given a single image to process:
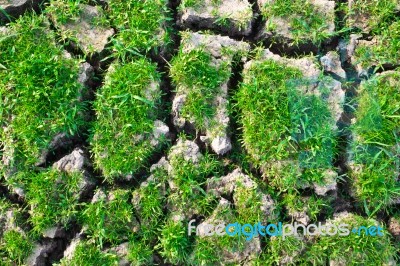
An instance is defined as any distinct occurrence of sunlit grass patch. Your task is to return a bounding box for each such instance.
[0,230,33,265]
[259,0,335,45]
[46,0,113,55]
[106,0,172,58]
[353,20,400,70]
[25,169,84,236]
[80,189,138,248]
[90,58,167,181]
[235,55,338,192]
[170,47,231,131]
[304,213,397,265]
[0,200,33,265]
[58,240,119,266]
[0,13,88,184]
[167,149,221,217]
[346,0,399,33]
[349,71,400,215]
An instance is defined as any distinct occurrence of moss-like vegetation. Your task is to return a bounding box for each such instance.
[91,58,166,181]
[0,14,87,180]
[350,71,400,215]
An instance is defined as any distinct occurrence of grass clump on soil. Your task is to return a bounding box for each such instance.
[179,0,253,31]
[259,0,334,45]
[156,141,223,264]
[0,14,87,192]
[354,20,400,70]
[304,214,397,265]
[45,0,112,55]
[58,241,119,266]
[346,0,399,33]
[0,13,88,186]
[0,230,33,265]
[25,169,84,236]
[128,171,166,265]
[157,219,192,265]
[258,214,397,265]
[166,151,221,216]
[170,47,231,132]
[45,0,90,24]
[235,58,337,192]
[190,224,254,265]
[80,189,137,248]
[0,200,33,265]
[106,0,172,57]
[190,180,277,265]
[91,58,166,181]
[283,192,334,221]
[350,71,400,215]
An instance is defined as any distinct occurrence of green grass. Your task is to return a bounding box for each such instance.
[170,47,231,132]
[259,0,334,45]
[25,169,83,235]
[234,181,277,224]
[167,149,221,216]
[346,0,399,33]
[128,171,166,264]
[350,71,400,215]
[0,230,33,265]
[157,219,191,264]
[354,20,400,70]
[91,58,166,181]
[127,240,154,265]
[80,189,137,248]
[179,0,253,31]
[46,0,89,24]
[132,177,165,239]
[189,197,263,265]
[304,214,397,265]
[258,214,397,265]
[0,200,32,265]
[283,192,333,221]
[106,0,172,58]
[127,141,221,264]
[45,0,111,54]
[263,235,306,265]
[235,57,338,192]
[58,241,119,266]
[0,13,87,183]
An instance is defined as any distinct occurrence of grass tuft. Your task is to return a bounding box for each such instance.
[91,58,166,181]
